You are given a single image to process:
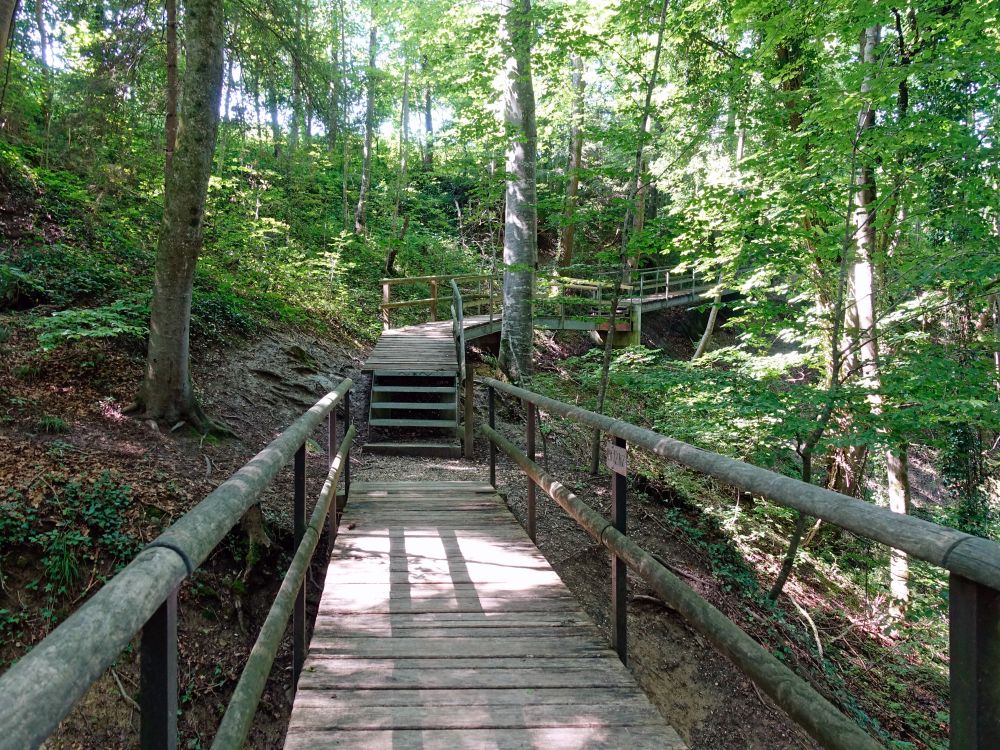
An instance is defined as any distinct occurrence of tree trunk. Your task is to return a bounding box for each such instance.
[851,24,912,615]
[338,0,350,230]
[328,23,340,153]
[589,0,669,473]
[137,0,225,428]
[385,62,410,276]
[34,0,46,66]
[267,85,281,158]
[354,21,377,234]
[0,0,15,74]
[692,292,722,359]
[165,0,179,174]
[498,0,537,382]
[559,55,584,267]
[422,55,433,170]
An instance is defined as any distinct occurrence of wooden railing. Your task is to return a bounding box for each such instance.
[479,376,1000,750]
[380,273,497,329]
[0,382,357,750]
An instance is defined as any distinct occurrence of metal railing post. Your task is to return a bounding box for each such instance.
[140,589,178,750]
[292,443,306,688]
[488,386,496,487]
[611,436,627,665]
[327,408,338,552]
[950,574,1000,748]
[526,402,536,542]
[344,390,352,494]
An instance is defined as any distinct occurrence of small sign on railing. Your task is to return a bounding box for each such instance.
[606,442,627,475]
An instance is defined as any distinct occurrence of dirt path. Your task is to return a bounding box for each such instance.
[353,435,818,750]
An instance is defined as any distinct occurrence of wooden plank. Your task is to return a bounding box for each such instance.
[290,686,648,708]
[285,727,685,749]
[306,637,608,658]
[286,703,666,730]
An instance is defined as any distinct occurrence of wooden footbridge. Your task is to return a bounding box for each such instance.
[3,281,1000,750]
[365,266,731,457]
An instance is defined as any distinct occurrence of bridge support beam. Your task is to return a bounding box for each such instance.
[622,303,642,347]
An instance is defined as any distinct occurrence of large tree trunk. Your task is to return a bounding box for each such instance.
[137,0,225,428]
[559,55,584,267]
[34,0,46,66]
[0,0,16,74]
[498,0,537,382]
[165,0,179,174]
[338,0,350,230]
[354,22,377,234]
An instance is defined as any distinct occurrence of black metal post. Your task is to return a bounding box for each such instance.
[292,444,306,689]
[140,589,178,750]
[344,391,352,495]
[488,386,496,487]
[327,409,338,553]
[526,402,536,542]
[950,573,1000,749]
[612,436,627,665]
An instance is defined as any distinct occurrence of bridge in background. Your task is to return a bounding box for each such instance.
[366,266,736,457]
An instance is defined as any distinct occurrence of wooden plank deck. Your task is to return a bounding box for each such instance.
[362,316,500,373]
[285,480,686,750]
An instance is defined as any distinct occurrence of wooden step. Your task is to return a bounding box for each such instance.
[364,442,462,458]
[372,385,456,393]
[370,402,456,411]
[369,418,457,428]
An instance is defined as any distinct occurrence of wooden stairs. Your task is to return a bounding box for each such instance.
[365,372,462,457]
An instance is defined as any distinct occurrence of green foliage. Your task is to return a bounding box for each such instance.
[0,473,138,602]
[31,298,149,351]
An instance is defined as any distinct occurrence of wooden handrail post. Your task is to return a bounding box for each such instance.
[292,443,306,689]
[950,574,1000,748]
[464,374,474,459]
[344,391,352,495]
[526,401,536,542]
[611,436,628,665]
[140,589,178,750]
[429,280,438,322]
[488,386,496,487]
[382,281,391,330]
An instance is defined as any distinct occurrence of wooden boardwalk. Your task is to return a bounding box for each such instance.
[284,480,686,750]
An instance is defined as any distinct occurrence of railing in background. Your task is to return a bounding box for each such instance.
[480,376,1000,750]
[380,273,497,329]
[0,381,356,750]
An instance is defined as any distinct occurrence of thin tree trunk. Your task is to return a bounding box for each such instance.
[165,0,178,173]
[338,0,349,230]
[559,55,584,267]
[138,0,225,428]
[0,0,16,74]
[328,21,340,153]
[422,55,433,170]
[498,0,537,382]
[692,291,722,359]
[354,21,377,234]
[385,62,410,276]
[589,0,669,473]
[267,85,281,158]
[34,0,46,65]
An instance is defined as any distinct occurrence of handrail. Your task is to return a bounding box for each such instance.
[451,279,466,382]
[482,423,880,750]
[381,272,498,329]
[479,377,1000,749]
[212,424,356,749]
[481,378,1000,588]
[0,380,356,750]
